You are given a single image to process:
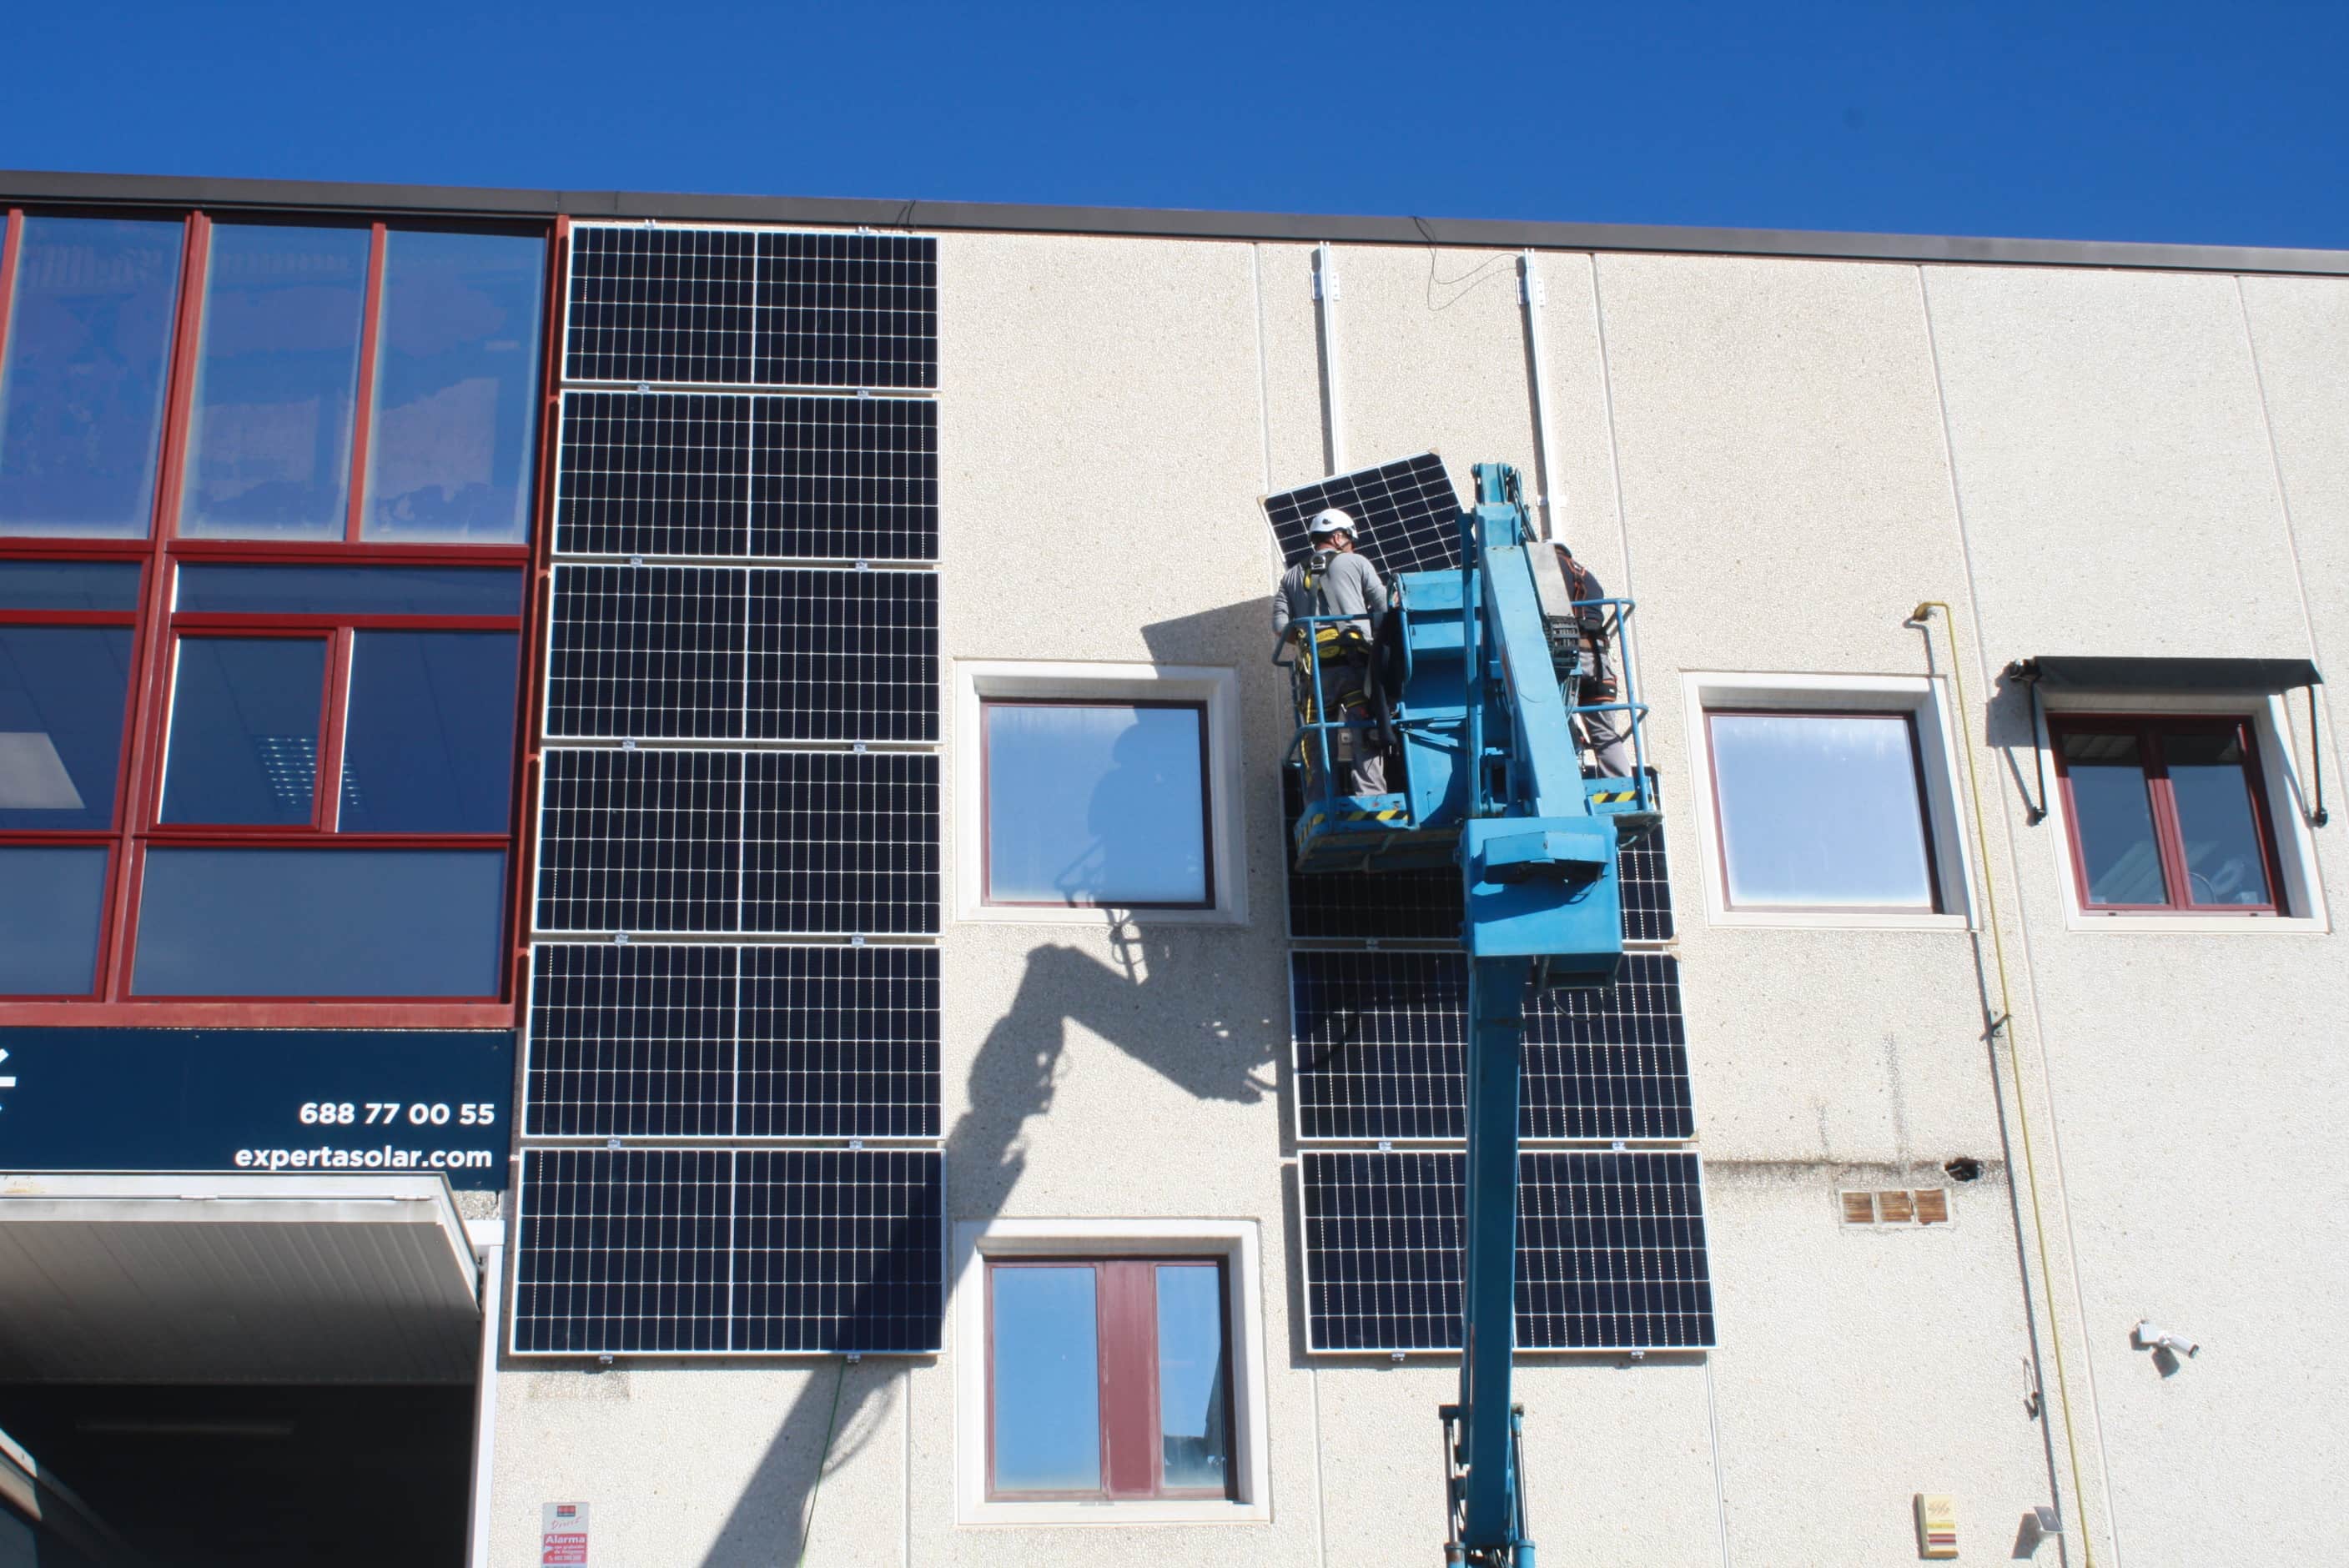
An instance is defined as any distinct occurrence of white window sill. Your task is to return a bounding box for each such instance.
[1706,909,1976,933]
[955,903,1244,927]
[961,1497,1270,1528]
[2059,911,2331,937]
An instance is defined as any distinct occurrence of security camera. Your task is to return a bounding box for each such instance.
[2133,1321,2199,1359]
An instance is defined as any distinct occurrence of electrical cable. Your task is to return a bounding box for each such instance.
[794,1357,849,1568]
[1912,601,2096,1565]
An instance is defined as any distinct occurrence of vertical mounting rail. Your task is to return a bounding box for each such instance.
[1314,243,1346,474]
[1518,253,1560,544]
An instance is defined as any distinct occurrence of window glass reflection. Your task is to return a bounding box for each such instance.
[1710,712,1935,908]
[340,631,518,832]
[0,217,182,538]
[2164,729,2270,907]
[160,637,326,825]
[2061,731,2168,905]
[0,846,108,994]
[180,224,370,540]
[0,626,133,830]
[983,703,1208,906]
[175,562,521,617]
[362,229,546,544]
[0,560,141,610]
[991,1265,1101,1493]
[131,847,506,996]
[1155,1264,1230,1492]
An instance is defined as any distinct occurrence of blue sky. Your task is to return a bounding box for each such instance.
[6,1,2343,248]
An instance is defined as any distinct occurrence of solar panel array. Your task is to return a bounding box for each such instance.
[519,223,944,1357]
[1299,1150,1715,1353]
[1262,452,1464,576]
[1269,474,1708,1349]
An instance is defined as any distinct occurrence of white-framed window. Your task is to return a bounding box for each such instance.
[2033,689,2329,935]
[1683,673,1977,930]
[951,1219,1271,1526]
[953,662,1246,925]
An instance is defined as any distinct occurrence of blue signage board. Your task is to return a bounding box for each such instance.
[0,1029,514,1190]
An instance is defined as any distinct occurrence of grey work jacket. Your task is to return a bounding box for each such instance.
[1271,550,1390,642]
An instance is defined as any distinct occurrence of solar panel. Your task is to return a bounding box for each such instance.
[555,391,752,559]
[536,748,744,934]
[732,1148,945,1352]
[566,227,757,387]
[751,395,938,560]
[1298,1149,1715,1354]
[546,565,747,741]
[1290,951,1693,1143]
[1263,453,1461,577]
[525,943,737,1138]
[742,751,941,935]
[747,569,938,743]
[511,1147,732,1354]
[754,232,938,391]
[738,944,940,1138]
[1284,771,1672,947]
[511,1147,945,1355]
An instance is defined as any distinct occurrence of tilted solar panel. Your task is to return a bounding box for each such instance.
[1263,452,1462,577]
[525,943,737,1138]
[1298,1148,1715,1354]
[1290,951,1693,1143]
[511,1147,944,1355]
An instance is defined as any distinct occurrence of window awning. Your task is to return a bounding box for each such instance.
[2012,656,2321,693]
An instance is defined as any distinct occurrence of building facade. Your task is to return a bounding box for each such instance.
[0,170,2342,1568]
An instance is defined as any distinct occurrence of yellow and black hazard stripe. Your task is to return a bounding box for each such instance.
[1589,789,1640,805]
[1303,806,1410,831]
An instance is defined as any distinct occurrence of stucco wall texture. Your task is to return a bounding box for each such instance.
[490,234,2347,1568]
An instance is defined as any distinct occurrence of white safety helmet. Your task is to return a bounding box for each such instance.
[1307,508,1359,540]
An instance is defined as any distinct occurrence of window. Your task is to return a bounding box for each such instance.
[952,1219,1270,1525]
[988,1258,1232,1500]
[0,207,551,1016]
[954,663,1246,925]
[2050,715,2284,914]
[1707,711,1939,912]
[1684,673,1974,929]
[982,701,1210,908]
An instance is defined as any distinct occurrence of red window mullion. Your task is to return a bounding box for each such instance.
[2139,724,2196,910]
[506,214,568,1009]
[344,223,389,545]
[1099,1260,1161,1498]
[315,628,355,830]
[98,212,209,1002]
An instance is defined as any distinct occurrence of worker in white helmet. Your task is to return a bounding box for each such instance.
[1272,509,1390,796]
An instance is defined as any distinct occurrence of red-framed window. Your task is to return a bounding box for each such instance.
[2049,713,2286,914]
[0,205,561,1023]
[985,1257,1234,1501]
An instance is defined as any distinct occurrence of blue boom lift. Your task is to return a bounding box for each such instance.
[1282,463,1651,1567]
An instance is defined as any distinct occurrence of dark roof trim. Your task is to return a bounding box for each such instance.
[2016,656,2322,693]
[5,167,2349,278]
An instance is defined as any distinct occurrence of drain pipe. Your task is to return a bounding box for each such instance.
[465,1219,506,1568]
[1909,602,2096,1565]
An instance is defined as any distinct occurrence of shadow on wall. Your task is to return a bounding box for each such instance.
[698,596,1289,1562]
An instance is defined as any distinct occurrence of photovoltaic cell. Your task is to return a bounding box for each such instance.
[536,748,743,934]
[733,1148,945,1352]
[555,391,752,559]
[546,565,747,740]
[1290,951,1692,1143]
[526,943,737,1138]
[747,569,939,743]
[738,945,940,1138]
[753,232,938,391]
[742,751,941,936]
[512,1147,732,1354]
[1298,1149,1715,1353]
[511,1147,945,1355]
[566,228,756,386]
[751,395,938,560]
[1617,821,1675,944]
[1263,453,1462,577]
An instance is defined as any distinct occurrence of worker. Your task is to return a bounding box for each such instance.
[1553,542,1633,778]
[1273,509,1390,796]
